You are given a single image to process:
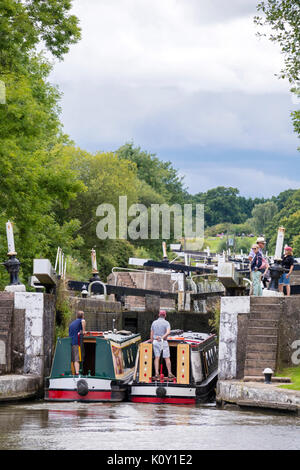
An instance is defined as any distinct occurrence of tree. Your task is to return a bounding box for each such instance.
[265,189,300,256]
[255,1,300,139]
[251,201,278,234]
[192,187,247,226]
[255,0,300,84]
[0,0,81,70]
[271,188,297,210]
[0,5,82,288]
[116,142,188,204]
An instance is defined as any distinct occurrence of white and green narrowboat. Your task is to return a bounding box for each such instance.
[45,330,141,402]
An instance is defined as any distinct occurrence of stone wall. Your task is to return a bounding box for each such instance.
[218,295,300,380]
[0,293,14,374]
[123,309,215,341]
[69,296,122,332]
[277,297,300,370]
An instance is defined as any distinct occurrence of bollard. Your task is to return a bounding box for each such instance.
[263,368,273,384]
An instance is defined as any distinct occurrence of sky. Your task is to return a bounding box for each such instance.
[49,0,300,199]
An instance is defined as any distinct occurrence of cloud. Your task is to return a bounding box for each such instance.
[181,164,300,198]
[48,0,299,197]
[54,0,286,95]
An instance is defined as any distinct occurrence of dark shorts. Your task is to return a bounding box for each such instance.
[71,345,80,362]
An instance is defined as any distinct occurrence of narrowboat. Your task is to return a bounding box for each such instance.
[129,331,218,404]
[45,330,141,402]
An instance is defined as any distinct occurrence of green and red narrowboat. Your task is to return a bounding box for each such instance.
[45,330,141,402]
[129,331,218,404]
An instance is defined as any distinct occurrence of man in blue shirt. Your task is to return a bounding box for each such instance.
[69,311,86,375]
[150,310,175,380]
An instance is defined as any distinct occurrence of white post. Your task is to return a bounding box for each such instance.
[55,247,60,272]
[6,221,16,255]
[162,241,167,259]
[274,226,285,260]
[91,248,98,273]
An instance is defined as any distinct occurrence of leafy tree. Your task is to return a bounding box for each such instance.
[63,148,140,245]
[255,0,300,83]
[265,189,300,256]
[116,142,188,204]
[251,201,278,234]
[0,0,81,70]
[255,0,300,139]
[271,189,297,210]
[0,1,82,287]
[192,187,247,226]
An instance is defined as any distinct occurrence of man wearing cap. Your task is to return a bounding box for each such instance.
[150,310,175,380]
[279,246,294,296]
[249,236,266,262]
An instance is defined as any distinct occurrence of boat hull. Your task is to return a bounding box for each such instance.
[130,383,196,404]
[129,370,218,405]
[45,377,129,402]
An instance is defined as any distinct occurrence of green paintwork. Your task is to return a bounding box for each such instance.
[49,334,141,379]
[50,337,72,378]
[95,339,115,379]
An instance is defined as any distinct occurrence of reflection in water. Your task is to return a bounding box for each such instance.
[0,401,299,450]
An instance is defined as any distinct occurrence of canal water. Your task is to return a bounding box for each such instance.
[0,400,299,451]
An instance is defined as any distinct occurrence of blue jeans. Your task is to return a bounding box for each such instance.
[279,272,290,285]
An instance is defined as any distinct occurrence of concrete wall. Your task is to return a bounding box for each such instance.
[218,296,250,380]
[0,292,56,378]
[219,295,300,380]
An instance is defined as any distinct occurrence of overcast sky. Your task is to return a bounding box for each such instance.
[50,0,300,198]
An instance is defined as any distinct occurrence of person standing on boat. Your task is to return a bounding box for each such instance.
[69,311,86,375]
[150,310,175,380]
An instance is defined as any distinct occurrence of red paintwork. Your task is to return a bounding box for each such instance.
[47,390,112,401]
[130,396,195,404]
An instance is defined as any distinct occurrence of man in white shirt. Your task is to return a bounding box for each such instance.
[150,310,175,380]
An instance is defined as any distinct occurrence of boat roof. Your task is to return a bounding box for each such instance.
[166,330,215,344]
[84,330,140,344]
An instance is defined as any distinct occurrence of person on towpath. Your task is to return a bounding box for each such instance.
[250,244,263,296]
[279,246,294,296]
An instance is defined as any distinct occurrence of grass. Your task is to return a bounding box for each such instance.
[276,367,300,391]
[187,236,253,253]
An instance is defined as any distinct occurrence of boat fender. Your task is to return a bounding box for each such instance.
[156,386,166,398]
[77,379,89,396]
